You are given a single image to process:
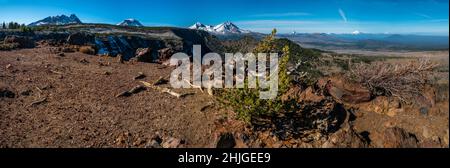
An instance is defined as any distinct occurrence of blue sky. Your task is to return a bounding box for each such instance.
[0,0,448,35]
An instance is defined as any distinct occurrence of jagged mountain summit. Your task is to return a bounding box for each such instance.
[189,21,250,35]
[352,30,362,35]
[189,22,214,32]
[117,19,144,27]
[28,14,82,26]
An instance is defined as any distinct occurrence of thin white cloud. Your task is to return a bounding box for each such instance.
[250,12,311,17]
[427,19,449,22]
[414,13,432,19]
[338,8,348,22]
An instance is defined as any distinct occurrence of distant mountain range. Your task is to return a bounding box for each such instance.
[117,19,143,27]
[189,21,251,35]
[188,21,266,40]
[28,14,82,26]
[279,33,449,51]
[24,14,448,51]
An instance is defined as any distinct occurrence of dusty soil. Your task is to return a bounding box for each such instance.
[1,46,448,148]
[0,47,224,147]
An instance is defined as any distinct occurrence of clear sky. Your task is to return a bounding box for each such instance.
[0,0,448,35]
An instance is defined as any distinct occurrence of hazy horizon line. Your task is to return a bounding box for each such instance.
[0,17,448,36]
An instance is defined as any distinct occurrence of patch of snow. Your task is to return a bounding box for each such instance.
[189,21,251,35]
[28,14,82,26]
[352,30,361,35]
[117,19,144,27]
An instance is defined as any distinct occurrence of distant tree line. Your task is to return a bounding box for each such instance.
[1,21,27,29]
[1,21,33,33]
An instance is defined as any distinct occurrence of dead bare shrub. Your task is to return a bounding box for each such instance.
[346,59,438,103]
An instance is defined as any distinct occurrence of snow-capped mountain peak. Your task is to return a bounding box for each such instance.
[352,30,361,35]
[189,22,205,29]
[117,19,144,27]
[28,14,82,26]
[189,22,214,32]
[213,21,244,34]
[189,21,250,35]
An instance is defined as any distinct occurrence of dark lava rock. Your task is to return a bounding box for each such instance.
[216,132,236,148]
[66,32,95,45]
[419,107,429,116]
[146,140,162,148]
[4,35,35,48]
[0,87,15,98]
[20,89,32,96]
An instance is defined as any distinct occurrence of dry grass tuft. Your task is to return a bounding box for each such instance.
[79,46,96,55]
[0,42,19,51]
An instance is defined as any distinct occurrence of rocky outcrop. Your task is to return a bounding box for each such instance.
[323,78,372,104]
[132,48,154,63]
[95,35,166,60]
[358,96,403,117]
[4,35,35,48]
[369,127,419,148]
[66,32,95,45]
[1,26,219,62]
[157,48,176,63]
[281,86,325,103]
[322,126,369,148]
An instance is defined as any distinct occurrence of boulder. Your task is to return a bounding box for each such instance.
[420,138,443,148]
[157,48,175,63]
[369,127,419,148]
[322,126,369,148]
[326,80,371,104]
[66,32,95,45]
[0,87,15,98]
[323,77,371,104]
[281,86,325,103]
[161,137,183,148]
[146,140,162,148]
[146,133,163,148]
[358,96,403,117]
[132,48,153,63]
[4,35,35,48]
[216,132,236,148]
[20,89,32,96]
